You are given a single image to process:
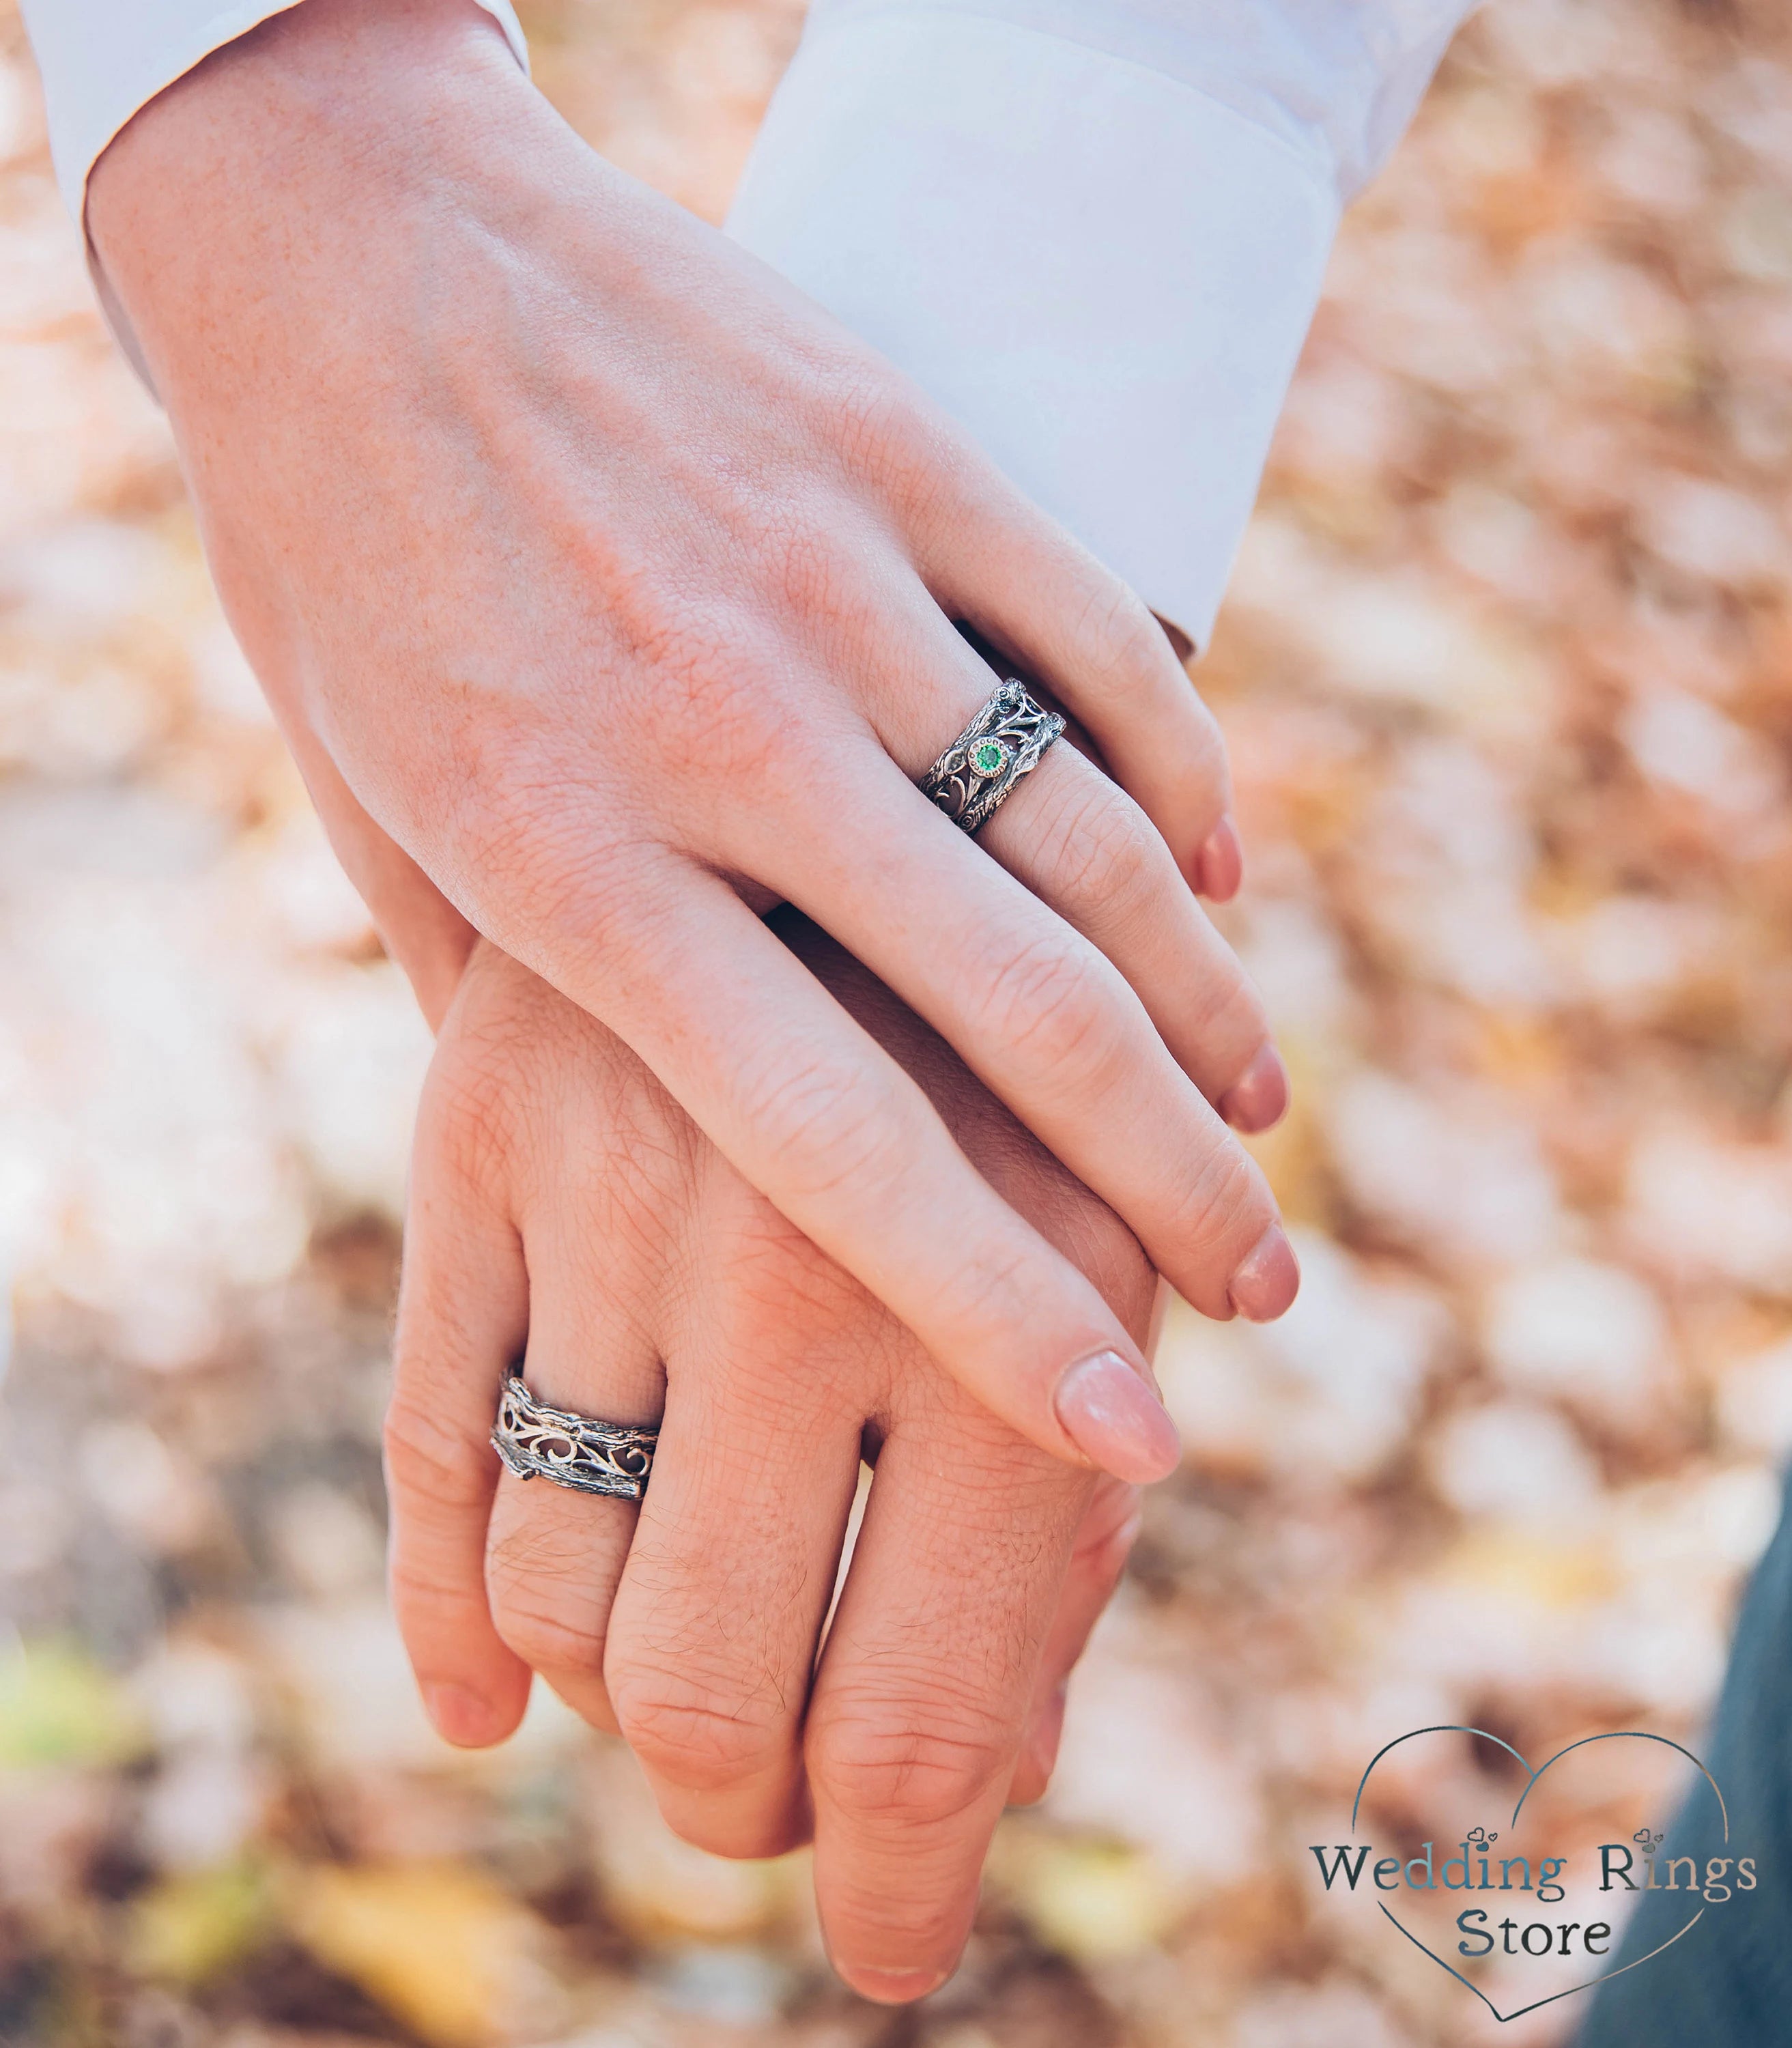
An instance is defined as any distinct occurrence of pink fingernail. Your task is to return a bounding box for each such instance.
[1197,815,1243,900]
[1054,1351,1181,1484]
[423,1681,499,1748]
[1227,1226,1300,1323]
[1218,1043,1290,1134]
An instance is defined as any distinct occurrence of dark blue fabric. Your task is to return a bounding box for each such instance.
[1577,1468,1792,2045]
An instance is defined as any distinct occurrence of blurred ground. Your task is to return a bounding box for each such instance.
[3,0,1791,2043]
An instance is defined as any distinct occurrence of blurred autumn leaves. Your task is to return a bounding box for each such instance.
[2,0,1791,2043]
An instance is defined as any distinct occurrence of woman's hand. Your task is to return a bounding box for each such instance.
[387,928,1156,2001]
[86,0,1295,1478]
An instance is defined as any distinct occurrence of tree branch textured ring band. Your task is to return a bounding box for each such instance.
[490,1373,659,1501]
[920,679,1066,834]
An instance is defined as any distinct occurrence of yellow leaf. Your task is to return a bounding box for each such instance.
[1003,1835,1180,1965]
[128,1864,270,1985]
[1445,1529,1617,1609]
[285,1862,558,2048]
[0,1640,143,1770]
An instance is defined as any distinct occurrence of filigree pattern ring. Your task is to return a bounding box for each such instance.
[490,1373,659,1501]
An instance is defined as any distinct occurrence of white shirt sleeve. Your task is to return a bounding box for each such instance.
[19,0,529,219]
[728,1,1477,644]
[23,0,1474,648]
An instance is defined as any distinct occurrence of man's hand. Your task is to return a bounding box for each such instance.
[386,928,1156,2001]
[85,0,1294,1483]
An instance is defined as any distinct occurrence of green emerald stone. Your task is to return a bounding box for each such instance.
[971,739,1008,776]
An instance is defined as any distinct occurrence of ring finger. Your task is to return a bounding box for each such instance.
[482,1275,664,1737]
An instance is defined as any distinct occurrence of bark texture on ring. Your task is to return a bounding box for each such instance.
[920,679,1066,834]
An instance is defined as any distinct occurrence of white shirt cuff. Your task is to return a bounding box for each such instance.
[726,8,1340,649]
[21,0,530,223]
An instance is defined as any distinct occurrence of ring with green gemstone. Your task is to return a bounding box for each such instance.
[918,680,1066,836]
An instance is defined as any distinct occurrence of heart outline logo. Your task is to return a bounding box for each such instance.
[1349,1724,1726,2024]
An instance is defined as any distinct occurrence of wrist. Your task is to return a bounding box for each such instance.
[85,0,529,395]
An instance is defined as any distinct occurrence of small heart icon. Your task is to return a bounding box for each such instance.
[1343,1725,1728,2024]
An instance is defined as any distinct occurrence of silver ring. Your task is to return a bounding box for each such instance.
[490,1373,659,1501]
[920,679,1066,834]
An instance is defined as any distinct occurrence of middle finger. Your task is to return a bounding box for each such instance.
[803,1387,1094,2002]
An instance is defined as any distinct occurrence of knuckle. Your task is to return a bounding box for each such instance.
[490,1601,610,1683]
[736,490,898,653]
[821,1879,960,1961]
[376,681,537,861]
[733,1048,909,1208]
[1077,575,1172,692]
[386,1559,479,1626]
[609,1670,790,1793]
[435,724,603,891]
[1041,780,1169,933]
[382,1397,492,1511]
[498,616,818,846]
[1192,937,1269,1035]
[433,711,705,943]
[1162,938,1270,1076]
[454,772,659,952]
[1163,1142,1270,1259]
[824,365,990,535]
[810,1692,1012,1835]
[485,1536,612,1678]
[969,933,1118,1083]
[1065,582,1232,814]
[766,518,844,628]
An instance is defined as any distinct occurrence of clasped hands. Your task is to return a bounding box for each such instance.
[88,0,1298,2002]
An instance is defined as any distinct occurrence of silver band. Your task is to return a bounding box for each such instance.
[490,1373,659,1501]
[920,679,1066,835]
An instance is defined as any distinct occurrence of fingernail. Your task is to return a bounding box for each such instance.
[1218,1042,1290,1134]
[1227,1225,1300,1323]
[1054,1350,1181,1484]
[1197,815,1243,900]
[423,1681,498,1747]
[844,1965,948,2004]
